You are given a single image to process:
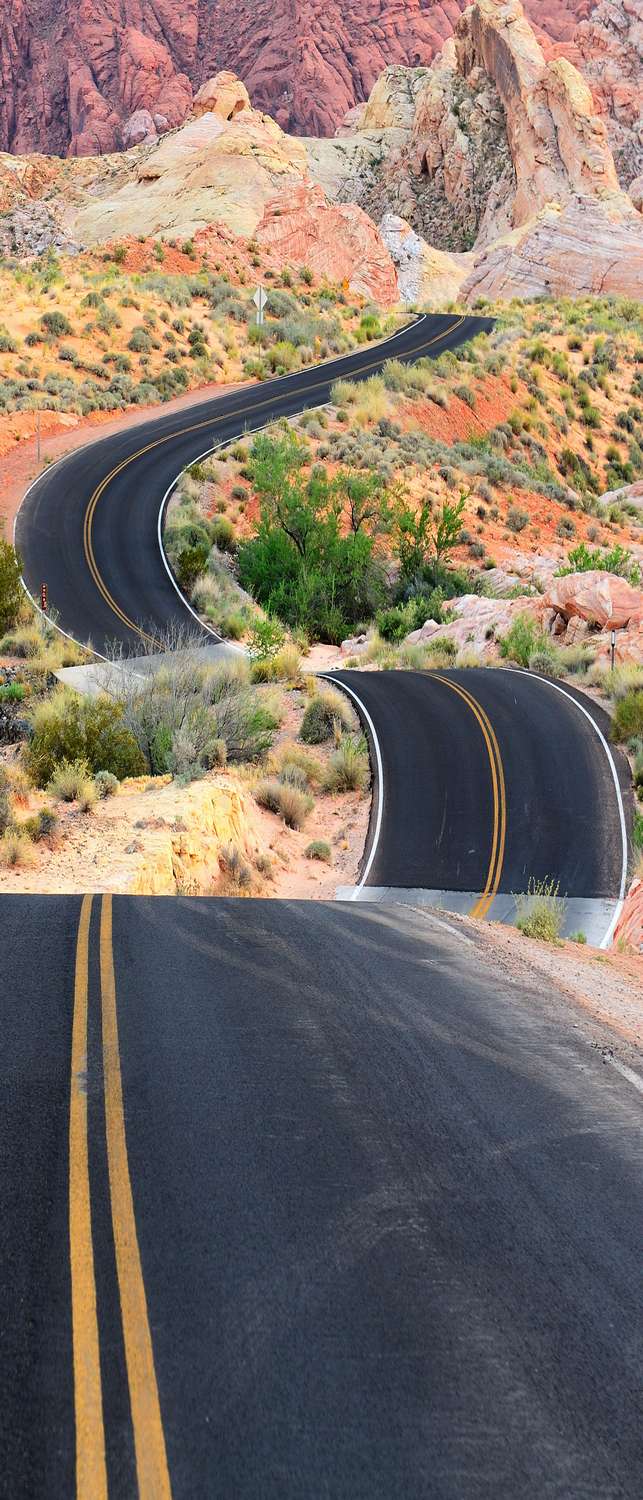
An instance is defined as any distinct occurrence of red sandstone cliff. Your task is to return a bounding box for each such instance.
[0,0,600,156]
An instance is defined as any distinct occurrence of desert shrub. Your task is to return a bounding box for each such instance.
[275,743,323,787]
[25,692,145,787]
[323,734,370,792]
[0,536,25,636]
[300,688,352,744]
[611,691,643,743]
[94,769,118,798]
[515,878,566,943]
[0,768,10,834]
[40,311,73,338]
[47,757,96,806]
[116,645,275,772]
[251,643,301,685]
[128,326,153,354]
[528,649,560,676]
[0,829,36,868]
[254,779,313,829]
[28,806,58,840]
[305,840,332,862]
[0,626,43,658]
[506,506,529,533]
[499,613,547,668]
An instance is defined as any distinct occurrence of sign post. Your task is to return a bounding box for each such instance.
[40,583,48,614]
[253,285,267,326]
[610,627,616,673]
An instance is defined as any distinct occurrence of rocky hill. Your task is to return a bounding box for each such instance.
[1,2,641,304]
[0,0,603,155]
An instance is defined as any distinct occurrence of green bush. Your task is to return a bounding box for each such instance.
[499,614,547,668]
[300,688,352,744]
[0,682,25,702]
[528,649,560,676]
[25,693,145,787]
[305,840,332,862]
[611,691,643,743]
[0,534,23,635]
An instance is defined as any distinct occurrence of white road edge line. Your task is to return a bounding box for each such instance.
[318,674,384,899]
[505,668,628,949]
[607,1057,643,1096]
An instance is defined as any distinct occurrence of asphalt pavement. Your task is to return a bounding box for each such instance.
[16,313,491,656]
[330,668,631,941]
[0,894,641,1499]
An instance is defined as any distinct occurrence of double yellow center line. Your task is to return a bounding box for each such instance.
[434,675,507,919]
[81,317,466,644]
[69,895,172,1499]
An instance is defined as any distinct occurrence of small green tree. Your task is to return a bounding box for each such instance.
[431,493,467,566]
[0,528,23,635]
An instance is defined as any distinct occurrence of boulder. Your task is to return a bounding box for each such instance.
[192,73,251,122]
[121,110,158,149]
[544,570,643,629]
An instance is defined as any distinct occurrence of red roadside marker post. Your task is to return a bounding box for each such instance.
[40,583,48,614]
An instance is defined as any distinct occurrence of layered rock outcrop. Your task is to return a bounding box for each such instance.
[0,1,604,157]
[309,0,643,300]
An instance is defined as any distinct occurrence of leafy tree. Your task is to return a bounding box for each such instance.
[395,492,467,581]
[0,529,23,635]
[237,432,386,642]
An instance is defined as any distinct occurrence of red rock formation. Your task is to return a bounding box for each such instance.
[0,0,602,157]
[254,182,399,304]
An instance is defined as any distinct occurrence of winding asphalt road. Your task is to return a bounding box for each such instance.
[16,313,491,655]
[1,894,641,1499]
[330,668,631,945]
[5,308,640,1495]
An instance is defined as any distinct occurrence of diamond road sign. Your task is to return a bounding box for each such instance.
[253,285,267,323]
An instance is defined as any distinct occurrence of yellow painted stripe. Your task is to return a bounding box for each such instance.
[69,894,108,1500]
[434,675,507,920]
[82,317,466,641]
[99,895,173,1500]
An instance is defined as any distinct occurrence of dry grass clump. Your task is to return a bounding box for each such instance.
[47,758,97,809]
[254,779,314,829]
[300,686,354,744]
[218,842,253,890]
[0,829,36,868]
[323,734,370,793]
[515,878,566,943]
[273,742,324,787]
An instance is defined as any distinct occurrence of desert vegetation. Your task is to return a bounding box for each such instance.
[0,242,403,449]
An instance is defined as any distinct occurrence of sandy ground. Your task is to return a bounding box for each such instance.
[0,376,246,538]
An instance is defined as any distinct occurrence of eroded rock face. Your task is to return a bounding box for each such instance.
[254,183,399,306]
[575,0,643,191]
[309,0,642,298]
[379,212,470,304]
[0,1,603,157]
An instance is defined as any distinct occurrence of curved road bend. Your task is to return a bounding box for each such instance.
[16,313,492,655]
[1,893,641,1499]
[330,668,631,943]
